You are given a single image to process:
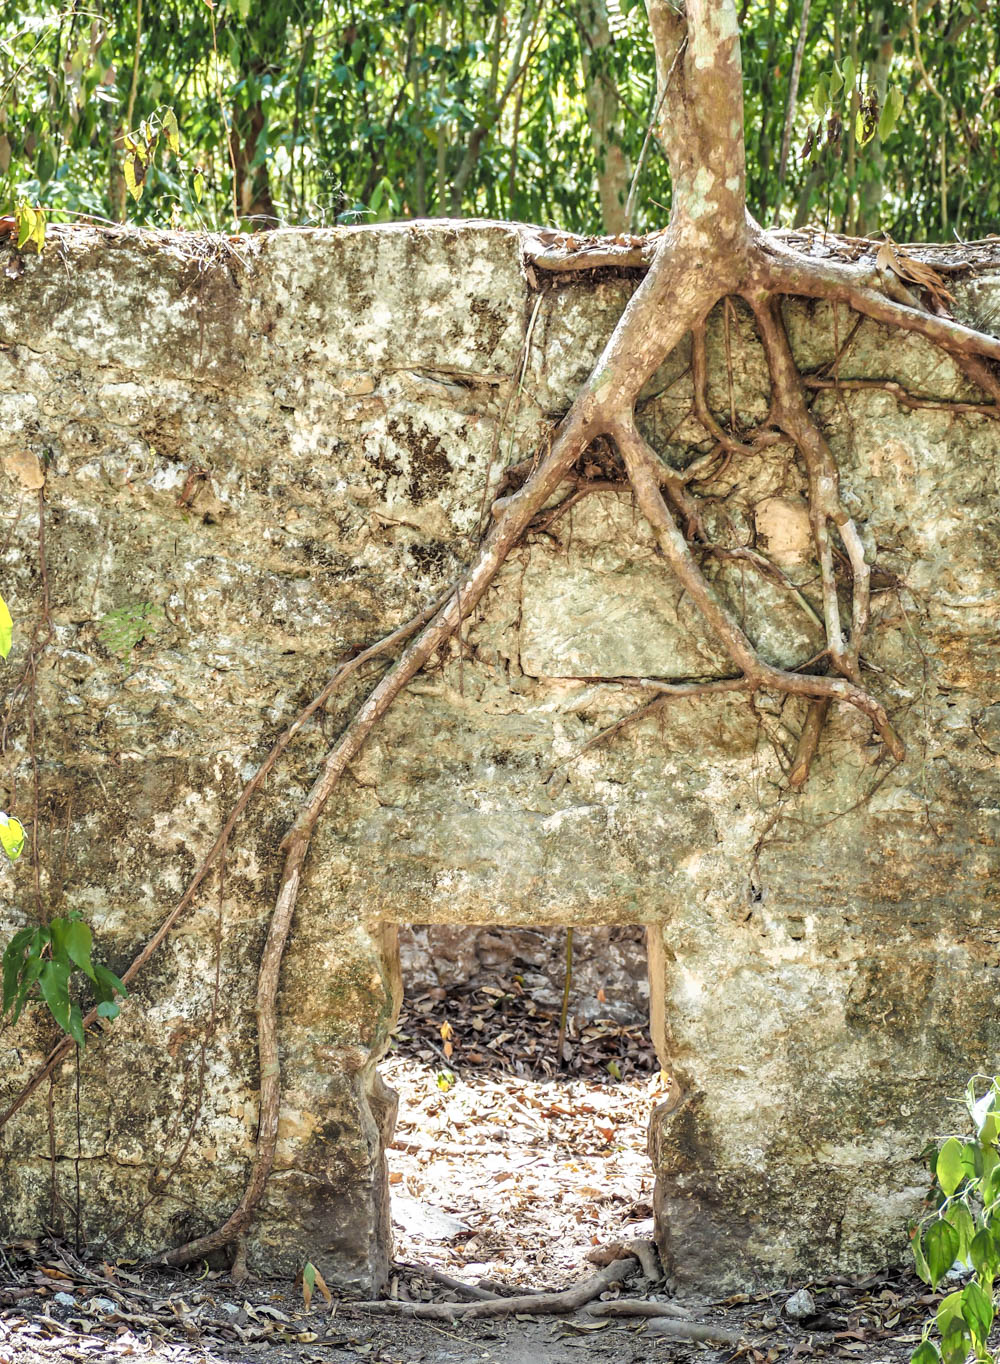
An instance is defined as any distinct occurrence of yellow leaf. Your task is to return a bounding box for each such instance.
[123,154,143,202]
[312,1265,331,1305]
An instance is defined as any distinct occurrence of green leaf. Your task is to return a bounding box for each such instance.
[0,592,12,658]
[0,813,26,861]
[979,1111,1000,1148]
[879,85,905,140]
[302,1260,316,1310]
[945,1202,975,1265]
[960,1279,994,1344]
[937,1138,966,1197]
[854,109,876,146]
[12,952,43,1022]
[910,1341,941,1364]
[93,962,127,1001]
[925,1220,961,1288]
[812,74,829,117]
[2,928,34,1012]
[16,204,35,250]
[124,152,143,202]
[96,999,120,1020]
[64,920,95,980]
[193,170,205,203]
[842,54,856,90]
[39,959,72,1035]
[970,1226,998,1277]
[912,1223,933,1284]
[939,1325,971,1364]
[36,142,55,185]
[936,1289,965,1338]
[828,65,844,99]
[67,1003,86,1049]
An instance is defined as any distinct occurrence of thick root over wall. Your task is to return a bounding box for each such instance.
[2,0,999,1279]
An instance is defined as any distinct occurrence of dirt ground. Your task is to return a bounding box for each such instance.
[1,977,938,1364]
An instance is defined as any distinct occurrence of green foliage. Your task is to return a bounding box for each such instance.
[1,913,127,1048]
[910,1077,1000,1364]
[0,0,994,239]
[98,601,162,668]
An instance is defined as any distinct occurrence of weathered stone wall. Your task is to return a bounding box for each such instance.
[0,222,998,1295]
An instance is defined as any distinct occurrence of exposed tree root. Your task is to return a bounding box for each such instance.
[586,1298,692,1319]
[394,1262,504,1302]
[351,1257,637,1320]
[644,1316,745,1344]
[802,374,999,416]
[787,697,831,788]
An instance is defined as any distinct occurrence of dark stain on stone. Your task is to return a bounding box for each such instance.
[385,415,451,504]
[470,297,508,355]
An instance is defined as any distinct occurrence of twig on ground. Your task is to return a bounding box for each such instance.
[587,1298,692,1319]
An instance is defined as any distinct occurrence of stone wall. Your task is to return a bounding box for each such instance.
[0,221,998,1295]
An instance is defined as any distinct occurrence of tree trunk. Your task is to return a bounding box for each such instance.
[579,0,630,233]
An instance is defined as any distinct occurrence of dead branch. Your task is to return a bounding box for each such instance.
[352,1257,637,1320]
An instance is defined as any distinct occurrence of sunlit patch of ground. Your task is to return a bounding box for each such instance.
[382,1051,665,1289]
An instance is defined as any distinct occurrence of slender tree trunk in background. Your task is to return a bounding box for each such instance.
[773,0,811,222]
[406,13,427,218]
[843,0,859,233]
[231,96,277,225]
[857,7,890,235]
[436,9,448,213]
[579,0,630,233]
[755,0,777,218]
[449,1,534,216]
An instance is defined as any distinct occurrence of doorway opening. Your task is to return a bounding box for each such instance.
[381,924,665,1290]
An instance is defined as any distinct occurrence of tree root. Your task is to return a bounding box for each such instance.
[586,1298,692,1319]
[394,1262,504,1302]
[351,1257,637,1320]
[802,373,999,417]
[611,415,903,759]
[644,1316,745,1344]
